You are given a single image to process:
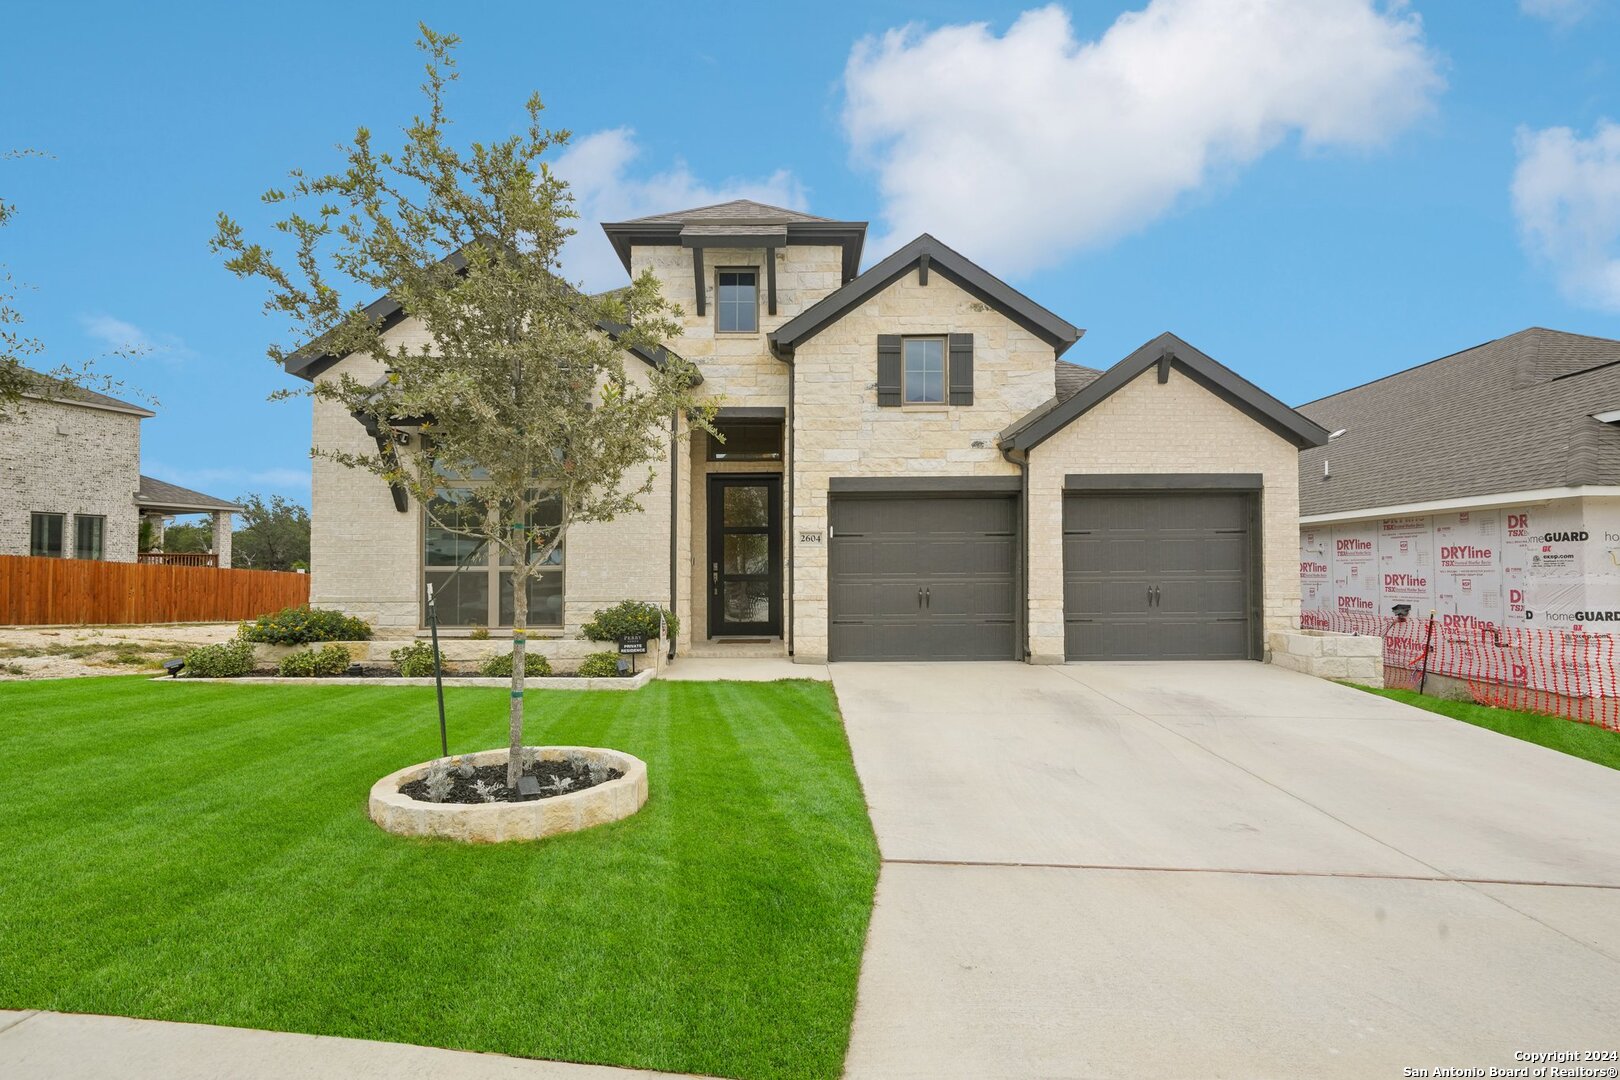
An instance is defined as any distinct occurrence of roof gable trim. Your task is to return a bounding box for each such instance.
[1001,332,1330,453]
[768,233,1082,360]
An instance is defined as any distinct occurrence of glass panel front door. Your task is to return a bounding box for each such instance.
[708,475,781,636]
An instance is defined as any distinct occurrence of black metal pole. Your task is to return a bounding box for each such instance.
[1418,610,1436,696]
[428,583,448,758]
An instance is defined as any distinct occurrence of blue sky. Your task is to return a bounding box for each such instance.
[5,0,1620,507]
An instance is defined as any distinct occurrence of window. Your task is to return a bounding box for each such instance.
[29,513,64,558]
[716,269,758,333]
[706,419,783,461]
[74,515,105,560]
[903,337,946,404]
[422,488,564,628]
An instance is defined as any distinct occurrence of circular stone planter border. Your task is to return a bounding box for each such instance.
[369,746,648,843]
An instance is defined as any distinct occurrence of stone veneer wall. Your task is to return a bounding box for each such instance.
[632,243,844,651]
[1024,367,1302,664]
[309,316,675,634]
[0,397,142,561]
[789,266,1058,662]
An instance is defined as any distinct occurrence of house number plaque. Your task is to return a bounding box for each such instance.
[799,531,823,545]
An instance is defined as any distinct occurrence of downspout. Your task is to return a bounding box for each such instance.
[668,410,679,661]
[1002,443,1030,662]
[786,358,795,657]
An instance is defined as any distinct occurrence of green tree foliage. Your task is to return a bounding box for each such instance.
[213,27,710,784]
[161,518,214,554]
[231,494,311,571]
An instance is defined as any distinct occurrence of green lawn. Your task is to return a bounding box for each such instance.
[1353,686,1620,771]
[0,677,879,1079]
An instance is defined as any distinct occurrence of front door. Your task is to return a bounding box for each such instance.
[707,475,782,637]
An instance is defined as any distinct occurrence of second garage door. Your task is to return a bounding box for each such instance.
[1063,491,1256,661]
[829,495,1018,662]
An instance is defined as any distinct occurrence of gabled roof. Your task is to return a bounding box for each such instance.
[1001,332,1329,453]
[281,247,694,384]
[1297,327,1620,517]
[768,233,1083,360]
[601,199,867,281]
[136,475,245,514]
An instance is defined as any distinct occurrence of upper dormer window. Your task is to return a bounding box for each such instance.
[716,269,758,333]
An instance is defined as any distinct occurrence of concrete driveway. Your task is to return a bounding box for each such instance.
[832,662,1620,1078]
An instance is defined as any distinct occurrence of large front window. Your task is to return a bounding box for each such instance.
[423,488,563,628]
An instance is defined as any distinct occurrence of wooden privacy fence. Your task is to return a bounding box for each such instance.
[0,555,310,626]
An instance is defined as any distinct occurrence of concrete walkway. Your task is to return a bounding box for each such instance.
[832,661,1620,1079]
[0,1011,704,1079]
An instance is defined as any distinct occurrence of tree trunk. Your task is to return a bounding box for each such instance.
[507,559,528,788]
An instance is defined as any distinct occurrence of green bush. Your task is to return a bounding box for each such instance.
[183,640,256,679]
[580,600,677,644]
[478,651,551,678]
[277,644,352,678]
[390,641,436,678]
[576,652,622,679]
[239,606,372,645]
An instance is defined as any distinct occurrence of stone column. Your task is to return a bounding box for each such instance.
[212,512,233,567]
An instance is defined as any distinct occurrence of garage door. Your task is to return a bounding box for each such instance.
[1063,492,1255,661]
[829,495,1018,661]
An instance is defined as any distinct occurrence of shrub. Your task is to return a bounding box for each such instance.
[478,651,550,678]
[468,624,490,640]
[183,640,255,679]
[576,652,622,679]
[580,600,677,644]
[391,641,436,678]
[239,606,372,645]
[277,644,352,678]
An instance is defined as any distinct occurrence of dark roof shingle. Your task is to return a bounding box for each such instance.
[136,475,245,513]
[1298,328,1620,517]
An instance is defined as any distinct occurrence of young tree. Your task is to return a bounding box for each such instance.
[231,494,310,571]
[213,27,708,784]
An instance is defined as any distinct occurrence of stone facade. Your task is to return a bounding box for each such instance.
[631,243,844,652]
[0,396,143,561]
[788,267,1054,661]
[305,206,1312,666]
[308,316,678,636]
[1267,628,1383,684]
[1024,366,1303,663]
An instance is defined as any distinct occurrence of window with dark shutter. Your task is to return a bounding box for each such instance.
[949,333,974,405]
[876,335,901,407]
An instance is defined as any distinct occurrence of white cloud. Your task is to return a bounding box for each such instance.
[1513,120,1620,311]
[552,128,807,291]
[1519,0,1596,26]
[80,313,193,364]
[842,1,1444,273]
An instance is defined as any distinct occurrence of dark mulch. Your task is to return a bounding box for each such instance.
[398,758,623,804]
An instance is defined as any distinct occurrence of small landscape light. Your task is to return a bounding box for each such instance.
[617,658,631,676]
[1391,603,1412,621]
[161,658,185,677]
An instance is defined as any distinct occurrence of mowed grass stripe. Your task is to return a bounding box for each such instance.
[0,677,878,1080]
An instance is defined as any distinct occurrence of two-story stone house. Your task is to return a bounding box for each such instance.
[1,381,242,565]
[288,200,1328,664]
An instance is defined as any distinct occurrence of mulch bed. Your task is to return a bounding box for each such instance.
[398,758,623,804]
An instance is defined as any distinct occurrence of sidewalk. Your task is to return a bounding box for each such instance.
[0,1011,707,1080]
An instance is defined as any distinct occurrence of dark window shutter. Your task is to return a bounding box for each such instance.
[876,335,901,407]
[949,333,974,405]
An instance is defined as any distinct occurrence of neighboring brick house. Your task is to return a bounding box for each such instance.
[1297,328,1620,632]
[0,383,242,565]
[288,200,1327,663]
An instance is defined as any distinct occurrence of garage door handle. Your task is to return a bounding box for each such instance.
[918,586,924,609]
[1154,585,1161,606]
[1146,584,1153,607]
[925,586,931,608]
